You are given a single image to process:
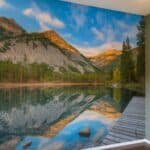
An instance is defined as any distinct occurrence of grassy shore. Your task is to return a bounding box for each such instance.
[123,82,145,94]
[0,81,145,96]
[0,82,104,89]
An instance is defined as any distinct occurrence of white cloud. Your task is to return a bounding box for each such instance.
[116,20,138,40]
[123,25,138,41]
[76,46,99,57]
[23,3,65,31]
[77,20,137,57]
[0,0,6,7]
[76,22,136,57]
[75,25,123,57]
[75,41,122,57]
[70,5,88,30]
[97,42,123,51]
[116,20,129,29]
[91,27,104,41]
[0,0,12,9]
[62,33,72,39]
[105,25,116,42]
[96,12,106,25]
[93,24,116,43]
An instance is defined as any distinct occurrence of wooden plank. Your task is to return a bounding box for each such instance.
[100,96,145,145]
[108,132,137,141]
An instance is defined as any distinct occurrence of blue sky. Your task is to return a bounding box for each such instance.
[0,0,142,56]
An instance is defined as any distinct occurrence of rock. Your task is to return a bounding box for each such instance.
[22,141,32,149]
[79,128,91,137]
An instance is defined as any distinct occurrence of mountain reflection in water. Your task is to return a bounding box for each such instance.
[0,85,138,149]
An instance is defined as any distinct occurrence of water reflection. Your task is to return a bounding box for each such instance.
[113,88,121,103]
[17,120,108,150]
[0,86,136,145]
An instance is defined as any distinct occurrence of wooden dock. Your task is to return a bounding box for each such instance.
[101,96,145,145]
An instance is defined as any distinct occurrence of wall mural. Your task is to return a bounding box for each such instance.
[0,0,145,149]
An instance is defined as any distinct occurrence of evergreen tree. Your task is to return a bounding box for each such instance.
[122,41,127,50]
[126,36,132,50]
[120,37,135,83]
[136,17,145,81]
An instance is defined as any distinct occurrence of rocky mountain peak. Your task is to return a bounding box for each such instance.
[89,49,122,67]
[0,17,26,38]
[41,30,79,55]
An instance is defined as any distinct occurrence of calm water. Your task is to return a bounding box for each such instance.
[0,85,139,149]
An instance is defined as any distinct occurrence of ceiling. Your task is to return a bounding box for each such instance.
[63,0,150,16]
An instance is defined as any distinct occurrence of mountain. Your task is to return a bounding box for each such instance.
[0,17,26,38]
[40,30,95,68]
[0,33,96,74]
[0,18,96,74]
[41,30,79,55]
[89,49,122,68]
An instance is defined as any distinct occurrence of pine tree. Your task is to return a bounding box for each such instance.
[136,17,145,81]
[122,41,127,50]
[120,37,135,83]
[126,36,132,50]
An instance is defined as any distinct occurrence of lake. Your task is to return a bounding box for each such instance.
[0,85,140,149]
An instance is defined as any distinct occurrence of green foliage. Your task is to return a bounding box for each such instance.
[0,61,106,83]
[120,37,135,83]
[0,40,11,52]
[68,65,80,73]
[126,36,132,49]
[113,68,121,82]
[0,27,13,40]
[0,33,52,50]
[122,41,126,50]
[136,17,145,81]
[123,83,145,94]
[15,33,50,48]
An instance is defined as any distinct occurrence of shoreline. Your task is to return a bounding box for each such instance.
[0,82,104,88]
